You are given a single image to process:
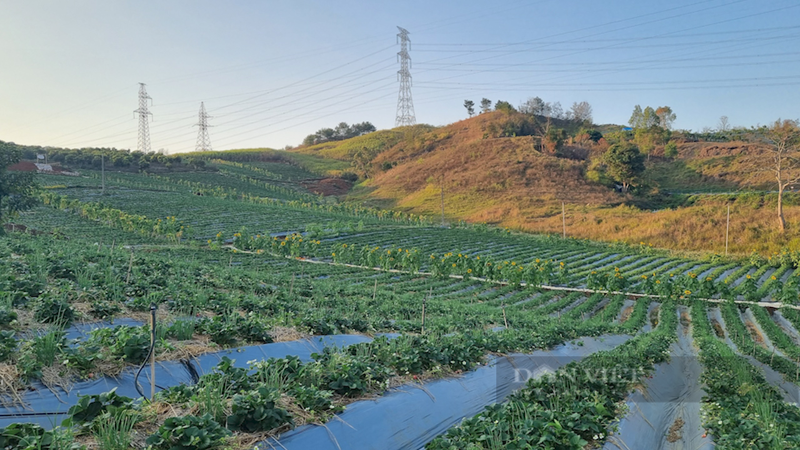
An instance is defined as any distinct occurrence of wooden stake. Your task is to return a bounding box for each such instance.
[110,239,115,255]
[440,174,446,228]
[725,205,730,256]
[502,303,508,329]
[372,279,378,302]
[562,202,566,239]
[150,304,156,400]
[126,251,134,284]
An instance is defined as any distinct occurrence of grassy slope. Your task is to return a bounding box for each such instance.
[282,117,800,254]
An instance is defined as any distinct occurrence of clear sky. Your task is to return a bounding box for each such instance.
[2,0,800,153]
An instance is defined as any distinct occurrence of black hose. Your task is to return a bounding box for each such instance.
[135,303,157,400]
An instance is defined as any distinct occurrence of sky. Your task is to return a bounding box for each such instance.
[2,0,800,154]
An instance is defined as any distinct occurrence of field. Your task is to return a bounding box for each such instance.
[3,161,800,449]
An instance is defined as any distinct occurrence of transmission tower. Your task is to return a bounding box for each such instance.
[133,83,152,153]
[194,102,213,152]
[395,26,416,127]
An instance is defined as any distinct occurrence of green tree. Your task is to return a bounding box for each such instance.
[664,141,678,159]
[480,98,492,114]
[603,142,645,193]
[628,105,659,129]
[463,100,475,117]
[494,100,516,113]
[0,142,38,225]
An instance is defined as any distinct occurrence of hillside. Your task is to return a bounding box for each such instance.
[288,112,800,255]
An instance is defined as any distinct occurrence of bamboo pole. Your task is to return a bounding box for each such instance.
[725,205,730,256]
[150,304,157,400]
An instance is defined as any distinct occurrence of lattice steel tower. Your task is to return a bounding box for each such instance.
[194,102,213,152]
[133,83,152,153]
[395,26,416,127]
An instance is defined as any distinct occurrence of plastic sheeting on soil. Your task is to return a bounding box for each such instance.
[603,306,714,450]
[640,302,661,334]
[740,308,786,358]
[268,334,632,450]
[0,334,372,429]
[708,307,800,406]
[614,299,637,324]
[772,310,800,345]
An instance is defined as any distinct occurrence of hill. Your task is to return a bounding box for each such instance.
[288,112,800,255]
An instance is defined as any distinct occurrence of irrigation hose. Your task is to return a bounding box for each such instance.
[135,303,157,400]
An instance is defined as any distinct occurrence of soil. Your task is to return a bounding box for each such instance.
[743,320,767,347]
[299,178,352,196]
[618,305,635,324]
[666,416,685,442]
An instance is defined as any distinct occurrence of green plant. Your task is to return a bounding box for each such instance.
[0,423,82,450]
[145,414,231,450]
[89,300,121,320]
[168,319,196,340]
[290,385,342,416]
[63,388,137,430]
[226,386,294,432]
[93,410,137,450]
[0,308,17,328]
[155,384,194,404]
[33,297,74,326]
[0,330,17,363]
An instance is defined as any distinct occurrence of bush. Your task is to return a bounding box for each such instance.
[340,172,358,182]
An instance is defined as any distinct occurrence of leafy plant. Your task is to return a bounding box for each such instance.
[0,330,17,363]
[33,297,74,326]
[89,300,121,320]
[226,386,294,432]
[63,388,137,430]
[0,423,82,450]
[145,414,231,450]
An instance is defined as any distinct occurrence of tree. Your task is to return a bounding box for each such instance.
[629,105,659,129]
[302,121,376,145]
[464,100,475,117]
[718,116,730,132]
[519,97,547,115]
[570,101,593,124]
[494,100,516,113]
[655,106,676,130]
[0,142,38,225]
[664,141,678,159]
[603,142,645,193]
[480,98,492,114]
[755,119,800,232]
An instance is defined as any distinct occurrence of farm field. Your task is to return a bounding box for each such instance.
[3,163,800,449]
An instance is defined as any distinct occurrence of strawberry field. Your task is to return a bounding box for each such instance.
[2,164,800,449]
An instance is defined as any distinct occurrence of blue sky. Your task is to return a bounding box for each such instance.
[2,0,799,153]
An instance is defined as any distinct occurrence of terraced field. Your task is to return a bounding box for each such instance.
[2,162,800,449]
